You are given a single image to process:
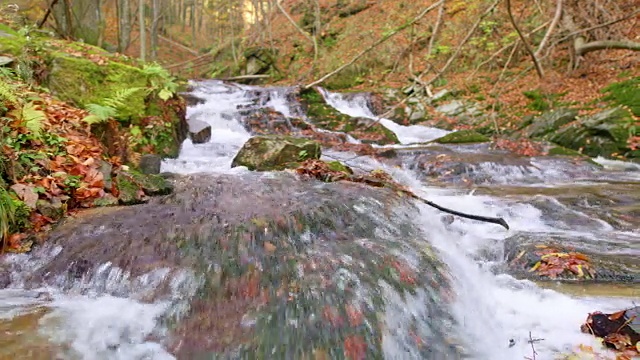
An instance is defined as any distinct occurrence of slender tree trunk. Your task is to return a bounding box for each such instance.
[118,0,131,52]
[139,0,146,61]
[150,0,159,60]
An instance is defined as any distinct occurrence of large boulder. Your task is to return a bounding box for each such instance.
[14,173,458,359]
[231,135,321,171]
[524,108,578,138]
[548,107,638,159]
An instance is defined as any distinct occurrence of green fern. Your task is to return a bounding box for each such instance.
[0,187,16,246]
[82,87,147,124]
[0,79,17,104]
[7,101,46,137]
[103,87,147,109]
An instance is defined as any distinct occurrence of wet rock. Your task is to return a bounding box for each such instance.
[231,135,321,171]
[549,107,637,159]
[181,93,206,106]
[98,160,113,190]
[0,268,10,288]
[36,198,65,221]
[187,119,212,144]
[434,130,490,144]
[525,108,577,138]
[242,108,310,135]
[503,234,639,283]
[92,193,118,207]
[28,173,458,359]
[139,154,162,175]
[299,88,399,145]
[114,169,173,205]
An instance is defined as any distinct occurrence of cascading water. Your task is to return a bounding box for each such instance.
[0,80,637,359]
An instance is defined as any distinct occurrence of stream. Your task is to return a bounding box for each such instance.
[0,80,638,359]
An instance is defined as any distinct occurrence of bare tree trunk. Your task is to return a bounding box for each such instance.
[96,0,104,47]
[139,0,146,61]
[117,0,131,52]
[150,0,158,60]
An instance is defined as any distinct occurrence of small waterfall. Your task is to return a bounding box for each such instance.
[1,81,637,359]
[317,88,451,145]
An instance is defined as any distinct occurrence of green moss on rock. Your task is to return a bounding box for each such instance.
[325,160,353,175]
[47,54,149,121]
[434,130,490,144]
[115,169,173,205]
[299,88,399,145]
[231,135,321,171]
[602,77,640,117]
[549,107,636,159]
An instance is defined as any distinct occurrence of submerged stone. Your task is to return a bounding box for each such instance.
[504,234,639,283]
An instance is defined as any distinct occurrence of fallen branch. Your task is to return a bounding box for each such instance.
[304,0,444,89]
[575,38,640,56]
[296,160,510,229]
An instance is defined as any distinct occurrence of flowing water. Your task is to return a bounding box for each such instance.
[0,80,638,359]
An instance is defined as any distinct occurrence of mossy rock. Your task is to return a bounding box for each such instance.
[115,169,173,205]
[434,130,490,144]
[46,54,149,121]
[547,145,588,157]
[602,76,640,117]
[549,107,636,159]
[325,160,353,175]
[232,135,321,171]
[525,108,578,138]
[299,88,399,145]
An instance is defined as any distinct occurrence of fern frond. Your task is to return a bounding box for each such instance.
[82,103,117,124]
[0,187,16,244]
[102,87,146,110]
[0,79,17,104]
[20,102,46,137]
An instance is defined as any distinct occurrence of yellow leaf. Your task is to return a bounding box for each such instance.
[575,264,584,277]
[513,250,526,261]
[541,252,569,259]
[529,261,541,272]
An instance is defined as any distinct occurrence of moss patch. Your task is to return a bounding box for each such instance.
[602,76,640,117]
[299,88,399,145]
[46,54,149,121]
[434,130,490,144]
[231,135,322,171]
